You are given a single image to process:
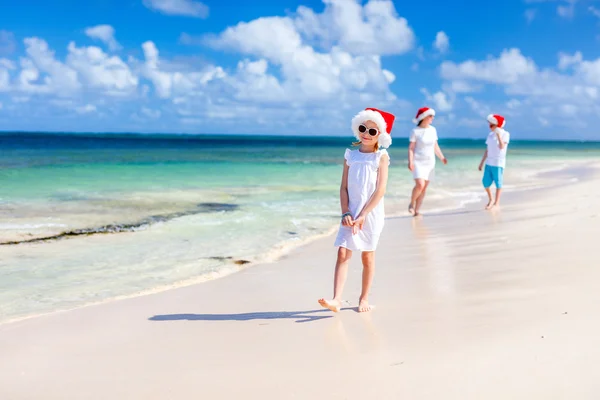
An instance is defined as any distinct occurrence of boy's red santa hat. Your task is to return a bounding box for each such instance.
[487,114,506,128]
[351,107,395,148]
[413,107,435,124]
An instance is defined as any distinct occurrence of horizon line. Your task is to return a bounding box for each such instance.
[0,130,598,143]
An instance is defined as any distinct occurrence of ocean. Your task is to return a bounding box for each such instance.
[1,132,599,323]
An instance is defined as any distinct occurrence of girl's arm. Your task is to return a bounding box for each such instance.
[354,154,389,231]
[434,141,447,164]
[478,150,488,171]
[408,142,416,171]
[340,161,353,226]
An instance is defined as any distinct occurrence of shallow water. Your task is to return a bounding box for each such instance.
[1,132,599,322]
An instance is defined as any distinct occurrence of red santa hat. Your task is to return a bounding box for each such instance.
[487,114,506,128]
[413,107,436,124]
[351,107,395,148]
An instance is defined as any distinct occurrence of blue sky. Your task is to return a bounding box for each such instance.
[1,0,600,139]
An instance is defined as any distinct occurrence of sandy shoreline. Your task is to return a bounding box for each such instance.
[1,164,600,399]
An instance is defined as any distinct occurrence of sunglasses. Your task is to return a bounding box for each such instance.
[358,124,379,136]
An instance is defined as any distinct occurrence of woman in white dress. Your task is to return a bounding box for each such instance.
[408,107,447,216]
[319,107,395,313]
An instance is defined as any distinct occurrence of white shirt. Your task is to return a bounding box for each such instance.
[485,128,510,168]
[410,126,438,165]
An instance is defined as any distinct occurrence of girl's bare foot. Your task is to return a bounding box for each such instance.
[485,200,494,210]
[408,203,415,215]
[358,299,374,313]
[318,298,341,312]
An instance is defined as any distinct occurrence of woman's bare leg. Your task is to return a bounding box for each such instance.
[409,179,426,214]
[414,180,430,216]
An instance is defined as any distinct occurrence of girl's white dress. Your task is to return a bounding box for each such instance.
[334,148,389,252]
[410,125,438,181]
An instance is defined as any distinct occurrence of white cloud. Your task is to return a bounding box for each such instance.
[420,88,453,112]
[443,80,482,93]
[19,38,80,95]
[76,104,97,114]
[525,9,537,23]
[442,47,600,130]
[382,69,395,83]
[301,0,415,55]
[178,32,203,46]
[142,0,209,18]
[440,48,536,84]
[0,1,414,135]
[139,40,226,99]
[464,97,490,118]
[441,48,600,101]
[0,58,14,91]
[506,99,522,109]
[3,38,141,99]
[0,58,15,70]
[590,6,600,18]
[557,3,575,18]
[211,0,414,57]
[558,51,582,70]
[84,25,121,51]
[560,103,577,116]
[66,42,138,95]
[578,59,600,86]
[524,0,579,19]
[433,31,449,53]
[202,1,405,106]
[207,17,302,62]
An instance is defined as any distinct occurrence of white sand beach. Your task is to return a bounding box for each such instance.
[1,165,600,400]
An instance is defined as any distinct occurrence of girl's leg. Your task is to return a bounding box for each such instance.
[414,180,430,216]
[358,251,375,312]
[409,179,426,214]
[319,247,352,312]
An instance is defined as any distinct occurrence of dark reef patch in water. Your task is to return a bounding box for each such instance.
[0,202,239,246]
[204,256,251,265]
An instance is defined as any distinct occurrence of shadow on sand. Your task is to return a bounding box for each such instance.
[148,308,355,324]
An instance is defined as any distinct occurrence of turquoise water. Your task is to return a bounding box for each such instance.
[1,133,599,322]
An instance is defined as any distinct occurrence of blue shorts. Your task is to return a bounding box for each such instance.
[482,165,504,188]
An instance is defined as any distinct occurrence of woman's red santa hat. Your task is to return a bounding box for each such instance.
[351,107,395,148]
[413,107,436,124]
[487,114,506,128]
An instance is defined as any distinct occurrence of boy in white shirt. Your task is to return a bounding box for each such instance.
[478,114,510,210]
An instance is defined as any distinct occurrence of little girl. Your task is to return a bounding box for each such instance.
[318,107,394,313]
[408,107,447,216]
